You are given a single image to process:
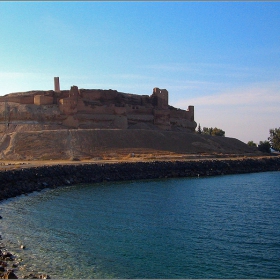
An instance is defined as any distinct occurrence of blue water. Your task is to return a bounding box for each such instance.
[0,172,280,278]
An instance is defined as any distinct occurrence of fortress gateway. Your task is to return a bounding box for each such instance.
[0,77,196,132]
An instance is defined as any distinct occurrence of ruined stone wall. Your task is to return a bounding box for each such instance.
[0,96,34,104]
[34,95,53,105]
[0,85,196,132]
[75,113,128,129]
[187,106,194,121]
[151,88,168,109]
[127,114,154,126]
[59,98,78,115]
[170,109,187,119]
[153,109,171,129]
[169,106,195,131]
[123,94,144,106]
[58,86,80,115]
[56,90,70,100]
[125,105,154,115]
[80,89,102,101]
[80,89,119,102]
[19,96,34,104]
[170,106,194,121]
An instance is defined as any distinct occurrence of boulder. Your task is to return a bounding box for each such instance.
[2,271,18,279]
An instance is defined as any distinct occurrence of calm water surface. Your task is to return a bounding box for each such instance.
[0,172,280,278]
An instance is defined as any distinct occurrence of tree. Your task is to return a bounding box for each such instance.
[268,128,280,152]
[258,141,271,153]
[202,127,211,135]
[197,123,202,134]
[211,127,225,137]
[202,127,225,136]
[247,141,257,147]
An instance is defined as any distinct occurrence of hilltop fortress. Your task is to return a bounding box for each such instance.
[0,78,257,160]
[0,77,196,132]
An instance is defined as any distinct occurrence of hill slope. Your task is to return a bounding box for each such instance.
[0,129,259,160]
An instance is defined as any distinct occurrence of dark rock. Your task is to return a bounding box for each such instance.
[38,274,50,279]
[2,271,18,279]
[0,262,7,268]
[1,252,14,262]
[23,274,35,279]
[70,157,80,161]
[23,274,37,279]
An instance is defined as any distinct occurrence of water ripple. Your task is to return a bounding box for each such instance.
[0,172,280,278]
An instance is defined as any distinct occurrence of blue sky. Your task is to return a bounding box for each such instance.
[0,1,279,143]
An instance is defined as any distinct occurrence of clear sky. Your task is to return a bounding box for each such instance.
[0,1,279,144]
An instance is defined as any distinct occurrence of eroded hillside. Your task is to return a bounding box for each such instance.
[0,129,259,160]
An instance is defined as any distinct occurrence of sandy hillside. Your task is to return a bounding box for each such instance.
[0,129,259,161]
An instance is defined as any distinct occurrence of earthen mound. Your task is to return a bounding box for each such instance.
[0,129,259,161]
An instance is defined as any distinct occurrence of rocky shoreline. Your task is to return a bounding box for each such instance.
[0,155,280,278]
[0,236,50,279]
[0,156,280,202]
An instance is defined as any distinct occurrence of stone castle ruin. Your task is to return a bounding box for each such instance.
[0,78,196,133]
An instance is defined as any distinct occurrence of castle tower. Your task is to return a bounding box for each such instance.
[160,89,168,109]
[152,87,168,109]
[54,77,60,92]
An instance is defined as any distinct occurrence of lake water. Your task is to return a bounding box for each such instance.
[0,172,280,278]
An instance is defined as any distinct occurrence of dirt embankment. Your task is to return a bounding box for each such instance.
[0,129,260,161]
